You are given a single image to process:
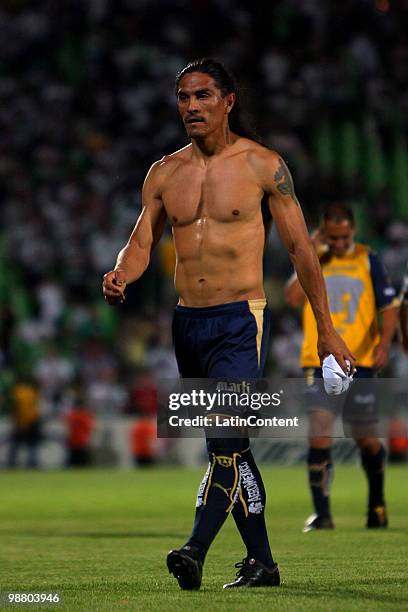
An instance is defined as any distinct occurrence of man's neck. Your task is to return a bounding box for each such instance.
[190,127,238,160]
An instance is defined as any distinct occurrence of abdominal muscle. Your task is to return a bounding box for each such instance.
[173,220,265,307]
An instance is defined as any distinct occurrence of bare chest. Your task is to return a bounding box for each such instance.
[161,160,263,226]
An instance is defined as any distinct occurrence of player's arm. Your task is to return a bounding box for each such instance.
[401,301,408,353]
[252,150,355,370]
[368,251,399,368]
[103,161,167,304]
[399,268,408,353]
[285,227,328,308]
[285,230,325,308]
[373,306,399,369]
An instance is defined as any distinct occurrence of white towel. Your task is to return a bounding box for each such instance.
[322,354,354,395]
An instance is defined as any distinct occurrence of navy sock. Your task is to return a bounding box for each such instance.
[231,448,274,567]
[186,449,242,562]
[361,445,386,508]
[307,447,333,519]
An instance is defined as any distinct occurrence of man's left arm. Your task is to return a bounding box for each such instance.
[251,148,355,370]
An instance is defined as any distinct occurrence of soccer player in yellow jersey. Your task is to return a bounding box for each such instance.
[286,203,399,530]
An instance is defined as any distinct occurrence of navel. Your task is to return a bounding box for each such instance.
[198,278,205,283]
[232,209,240,216]
[172,216,178,223]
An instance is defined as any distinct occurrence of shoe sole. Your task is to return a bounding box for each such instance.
[167,550,201,590]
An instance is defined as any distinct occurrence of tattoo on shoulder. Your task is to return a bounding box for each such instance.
[274,158,300,205]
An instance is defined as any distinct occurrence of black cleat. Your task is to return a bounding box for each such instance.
[223,557,280,589]
[367,505,388,528]
[303,513,334,532]
[167,546,203,590]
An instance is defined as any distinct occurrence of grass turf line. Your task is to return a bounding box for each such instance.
[0,466,407,611]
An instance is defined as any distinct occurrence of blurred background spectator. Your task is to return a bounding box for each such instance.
[0,0,407,466]
[388,416,408,463]
[65,392,94,467]
[130,417,158,467]
[7,376,42,468]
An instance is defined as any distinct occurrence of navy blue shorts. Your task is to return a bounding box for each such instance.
[304,366,378,423]
[172,299,270,379]
[172,300,270,452]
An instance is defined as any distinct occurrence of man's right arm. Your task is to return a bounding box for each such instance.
[103,161,167,304]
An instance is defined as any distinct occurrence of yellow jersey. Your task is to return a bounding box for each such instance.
[301,244,397,368]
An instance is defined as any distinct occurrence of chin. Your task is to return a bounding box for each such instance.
[186,125,208,137]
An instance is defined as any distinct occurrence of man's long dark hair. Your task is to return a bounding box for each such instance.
[175,58,258,141]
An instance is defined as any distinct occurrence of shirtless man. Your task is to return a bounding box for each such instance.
[102,58,354,591]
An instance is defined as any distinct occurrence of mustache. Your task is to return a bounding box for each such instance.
[185,117,205,124]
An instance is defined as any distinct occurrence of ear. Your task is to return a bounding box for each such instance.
[225,92,236,114]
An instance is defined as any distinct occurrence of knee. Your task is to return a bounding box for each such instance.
[309,410,334,440]
[355,437,381,454]
[309,437,332,449]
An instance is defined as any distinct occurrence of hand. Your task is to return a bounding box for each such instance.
[373,341,390,370]
[317,330,356,374]
[102,269,127,305]
[310,228,329,258]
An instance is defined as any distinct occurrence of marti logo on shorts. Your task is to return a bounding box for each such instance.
[216,381,251,393]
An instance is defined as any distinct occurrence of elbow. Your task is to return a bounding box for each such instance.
[139,246,151,271]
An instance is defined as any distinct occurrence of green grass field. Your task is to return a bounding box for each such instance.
[0,465,407,611]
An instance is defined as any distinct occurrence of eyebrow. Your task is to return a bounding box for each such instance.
[177,88,212,96]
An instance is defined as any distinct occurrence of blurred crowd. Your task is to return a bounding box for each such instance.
[1,1,408,465]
